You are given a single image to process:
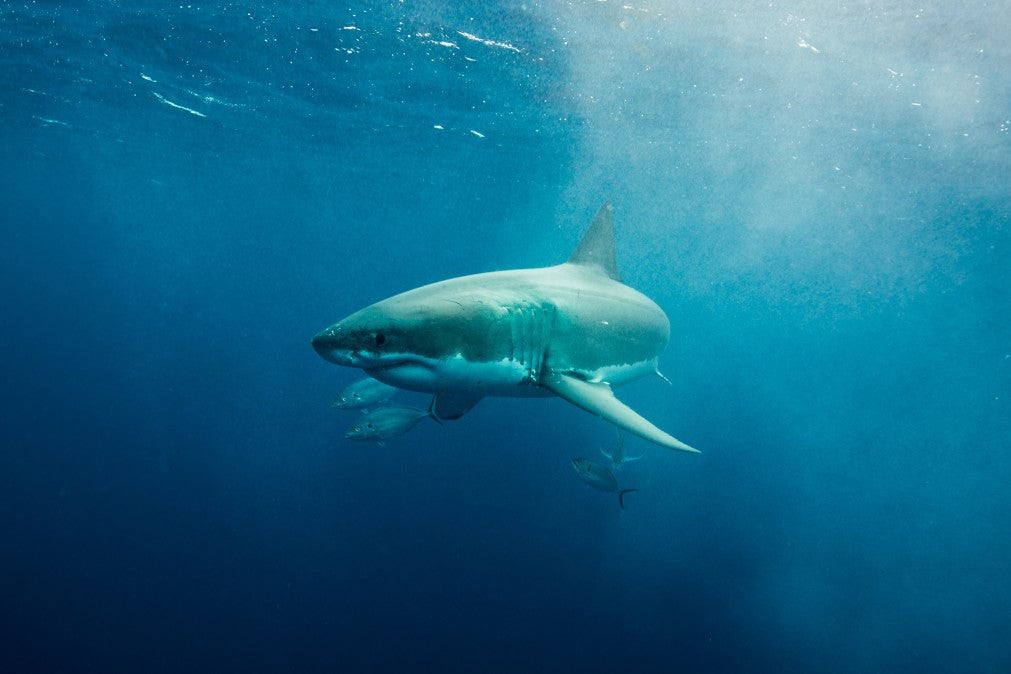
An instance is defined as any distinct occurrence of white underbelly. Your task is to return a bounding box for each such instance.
[367,353,658,397]
[366,354,552,397]
[570,358,659,387]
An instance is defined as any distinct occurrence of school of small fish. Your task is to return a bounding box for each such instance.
[331,378,645,507]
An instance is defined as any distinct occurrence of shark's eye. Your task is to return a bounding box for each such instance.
[374,333,386,346]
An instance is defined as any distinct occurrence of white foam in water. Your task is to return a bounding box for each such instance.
[33,116,70,127]
[185,90,242,108]
[457,30,521,53]
[151,92,207,118]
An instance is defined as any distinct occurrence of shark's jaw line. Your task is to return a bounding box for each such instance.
[311,202,699,453]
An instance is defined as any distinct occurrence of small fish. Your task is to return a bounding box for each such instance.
[345,404,436,443]
[599,431,644,470]
[332,376,398,409]
[571,457,639,509]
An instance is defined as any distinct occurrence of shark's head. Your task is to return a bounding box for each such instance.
[311,293,471,391]
[311,304,409,370]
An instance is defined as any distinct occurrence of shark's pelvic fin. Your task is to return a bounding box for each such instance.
[431,390,483,421]
[543,373,699,453]
[567,201,621,282]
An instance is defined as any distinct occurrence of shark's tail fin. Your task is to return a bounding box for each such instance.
[618,488,638,510]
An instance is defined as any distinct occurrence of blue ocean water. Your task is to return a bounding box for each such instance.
[2,1,1009,672]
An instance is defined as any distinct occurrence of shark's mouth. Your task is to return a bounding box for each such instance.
[357,349,433,368]
[364,356,420,372]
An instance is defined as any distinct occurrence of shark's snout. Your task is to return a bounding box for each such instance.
[312,325,348,364]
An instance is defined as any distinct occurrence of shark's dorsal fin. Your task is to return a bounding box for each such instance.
[568,201,621,281]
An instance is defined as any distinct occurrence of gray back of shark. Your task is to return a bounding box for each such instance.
[313,201,699,453]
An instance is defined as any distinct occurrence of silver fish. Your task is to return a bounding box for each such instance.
[599,431,644,470]
[345,405,434,442]
[570,457,638,509]
[332,376,398,409]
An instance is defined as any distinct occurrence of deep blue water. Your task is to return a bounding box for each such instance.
[2,2,1009,672]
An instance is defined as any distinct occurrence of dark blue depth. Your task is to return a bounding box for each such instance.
[2,2,1009,673]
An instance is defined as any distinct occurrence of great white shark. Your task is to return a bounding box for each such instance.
[311,202,699,453]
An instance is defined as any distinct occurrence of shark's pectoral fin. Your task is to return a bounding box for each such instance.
[431,391,484,422]
[543,373,699,453]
